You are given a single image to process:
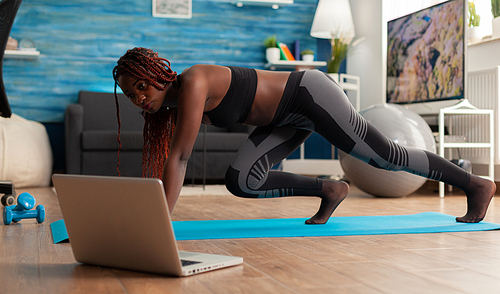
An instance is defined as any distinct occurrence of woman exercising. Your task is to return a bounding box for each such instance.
[112,47,495,224]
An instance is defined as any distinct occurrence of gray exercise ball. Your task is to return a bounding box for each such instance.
[339,104,436,197]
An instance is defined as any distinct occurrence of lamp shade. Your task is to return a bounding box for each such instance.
[310,0,355,39]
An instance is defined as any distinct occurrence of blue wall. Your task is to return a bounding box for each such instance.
[6,0,319,123]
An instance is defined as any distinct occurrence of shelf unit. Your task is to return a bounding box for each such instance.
[438,99,494,197]
[5,49,40,59]
[265,60,326,71]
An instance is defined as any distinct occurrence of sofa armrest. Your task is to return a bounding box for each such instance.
[65,103,83,174]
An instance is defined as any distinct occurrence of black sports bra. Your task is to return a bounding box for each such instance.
[203,66,257,128]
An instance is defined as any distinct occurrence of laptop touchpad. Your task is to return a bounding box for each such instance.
[179,252,200,258]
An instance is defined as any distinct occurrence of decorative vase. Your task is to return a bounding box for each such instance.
[266,47,280,63]
[301,54,314,62]
[468,26,482,43]
[327,73,339,83]
[327,58,344,75]
[493,17,500,39]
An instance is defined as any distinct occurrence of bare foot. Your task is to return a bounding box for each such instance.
[456,175,496,223]
[305,180,350,225]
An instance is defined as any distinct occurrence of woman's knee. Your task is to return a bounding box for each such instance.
[224,166,256,198]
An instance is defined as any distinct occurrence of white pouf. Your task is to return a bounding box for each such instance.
[0,114,53,188]
[339,104,436,197]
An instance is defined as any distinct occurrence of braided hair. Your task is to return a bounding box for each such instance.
[112,47,178,179]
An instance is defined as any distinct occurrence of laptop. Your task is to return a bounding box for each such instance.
[52,174,243,276]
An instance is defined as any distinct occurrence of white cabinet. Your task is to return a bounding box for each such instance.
[438,99,494,197]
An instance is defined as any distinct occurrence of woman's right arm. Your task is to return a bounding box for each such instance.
[161,66,209,212]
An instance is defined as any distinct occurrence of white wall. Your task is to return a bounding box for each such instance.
[469,40,500,71]
[347,0,384,111]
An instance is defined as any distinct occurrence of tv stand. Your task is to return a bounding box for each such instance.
[437,99,494,197]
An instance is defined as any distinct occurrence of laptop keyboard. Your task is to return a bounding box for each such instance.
[181,259,202,266]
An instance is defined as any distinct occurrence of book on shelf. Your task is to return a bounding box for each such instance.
[278,42,295,61]
[277,42,288,60]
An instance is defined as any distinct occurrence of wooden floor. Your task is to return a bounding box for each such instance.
[2,182,500,293]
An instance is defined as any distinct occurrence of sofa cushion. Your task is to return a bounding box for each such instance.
[79,91,144,131]
[0,114,52,187]
[187,151,238,180]
[82,151,143,177]
[83,131,246,152]
[82,130,143,150]
[193,132,248,152]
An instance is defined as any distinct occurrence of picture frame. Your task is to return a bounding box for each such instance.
[152,0,192,19]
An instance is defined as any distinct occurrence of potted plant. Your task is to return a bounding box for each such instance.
[468,2,482,43]
[326,35,364,74]
[327,37,350,73]
[492,0,500,38]
[264,35,280,63]
[301,49,314,62]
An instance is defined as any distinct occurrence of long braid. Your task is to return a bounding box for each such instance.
[113,83,122,176]
[142,108,177,178]
[112,47,177,178]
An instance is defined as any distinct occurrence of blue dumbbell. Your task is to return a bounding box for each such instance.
[3,192,45,225]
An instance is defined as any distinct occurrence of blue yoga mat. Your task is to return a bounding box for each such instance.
[172,212,500,240]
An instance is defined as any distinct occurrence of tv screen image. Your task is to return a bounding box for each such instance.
[386,0,465,104]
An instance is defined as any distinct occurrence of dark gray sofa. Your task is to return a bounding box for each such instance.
[65,91,252,181]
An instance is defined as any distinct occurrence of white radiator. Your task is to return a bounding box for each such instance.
[409,66,499,167]
[464,67,499,165]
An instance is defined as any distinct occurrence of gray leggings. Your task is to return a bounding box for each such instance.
[225,70,470,198]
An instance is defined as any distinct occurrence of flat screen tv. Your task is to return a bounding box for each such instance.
[386,0,466,104]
